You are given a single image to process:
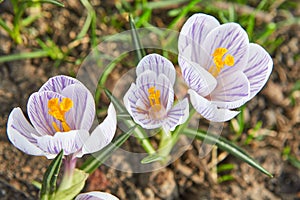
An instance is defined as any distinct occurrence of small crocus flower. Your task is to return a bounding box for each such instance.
[7,75,117,159]
[123,54,189,132]
[75,191,119,200]
[178,13,273,122]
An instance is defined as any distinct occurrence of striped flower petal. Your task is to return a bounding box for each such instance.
[136,54,176,86]
[39,75,81,93]
[244,43,273,100]
[75,192,119,200]
[164,98,189,131]
[62,83,95,131]
[200,23,249,73]
[211,71,250,109]
[82,104,117,155]
[189,89,240,122]
[178,13,220,63]
[34,130,90,159]
[7,108,45,156]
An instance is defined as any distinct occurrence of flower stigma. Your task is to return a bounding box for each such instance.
[148,86,166,120]
[48,97,73,132]
[208,47,235,77]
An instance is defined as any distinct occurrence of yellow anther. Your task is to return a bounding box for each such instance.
[48,97,73,132]
[209,47,235,77]
[148,86,161,110]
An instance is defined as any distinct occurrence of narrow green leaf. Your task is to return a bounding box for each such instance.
[141,154,165,164]
[183,128,273,177]
[146,0,188,9]
[55,169,88,200]
[129,14,146,62]
[40,150,63,200]
[104,89,156,154]
[80,126,136,174]
[25,0,64,7]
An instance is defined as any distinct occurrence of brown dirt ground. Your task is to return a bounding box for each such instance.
[0,1,299,200]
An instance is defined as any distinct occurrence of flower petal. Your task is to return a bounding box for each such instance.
[136,54,176,85]
[164,98,189,131]
[178,13,220,63]
[82,104,117,154]
[179,52,217,97]
[243,43,273,100]
[210,71,250,109]
[200,23,249,73]
[75,192,119,200]
[62,83,95,131]
[7,108,45,156]
[35,130,89,158]
[39,75,82,93]
[27,91,64,135]
[123,83,137,116]
[189,89,240,122]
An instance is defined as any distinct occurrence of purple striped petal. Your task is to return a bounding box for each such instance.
[7,108,44,156]
[27,91,65,135]
[211,71,250,109]
[62,83,95,131]
[39,75,82,93]
[34,130,89,158]
[136,54,176,85]
[244,43,273,100]
[189,89,240,122]
[179,53,217,97]
[164,98,189,131]
[123,83,137,116]
[75,192,119,200]
[200,23,249,73]
[82,104,117,155]
[178,13,220,63]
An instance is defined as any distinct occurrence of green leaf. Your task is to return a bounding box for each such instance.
[104,89,156,154]
[141,154,165,164]
[183,128,273,177]
[129,14,146,62]
[40,150,63,200]
[80,126,136,174]
[55,169,88,200]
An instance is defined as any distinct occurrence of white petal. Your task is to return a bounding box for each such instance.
[82,104,117,154]
[123,83,137,116]
[211,71,250,109]
[244,43,273,100]
[179,54,217,97]
[75,192,119,200]
[200,23,249,73]
[164,98,189,131]
[7,108,45,156]
[39,75,82,93]
[178,13,220,63]
[189,89,240,122]
[136,54,176,85]
[35,130,89,158]
[62,83,95,131]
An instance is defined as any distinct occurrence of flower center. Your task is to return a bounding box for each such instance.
[148,86,166,120]
[208,47,235,77]
[48,97,73,132]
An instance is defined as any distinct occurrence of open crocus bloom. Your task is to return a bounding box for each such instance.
[75,191,119,200]
[7,75,117,159]
[123,54,189,132]
[178,13,273,122]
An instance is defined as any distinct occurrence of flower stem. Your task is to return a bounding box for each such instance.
[58,156,77,191]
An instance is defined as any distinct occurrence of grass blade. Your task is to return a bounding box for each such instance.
[129,14,146,62]
[183,128,273,177]
[40,150,64,200]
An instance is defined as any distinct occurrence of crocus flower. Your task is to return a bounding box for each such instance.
[178,13,273,122]
[75,191,119,200]
[7,75,117,159]
[123,54,189,132]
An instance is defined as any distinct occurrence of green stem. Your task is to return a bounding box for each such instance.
[0,50,49,63]
[157,130,172,161]
[58,156,77,191]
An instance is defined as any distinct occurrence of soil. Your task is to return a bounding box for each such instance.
[0,1,299,200]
